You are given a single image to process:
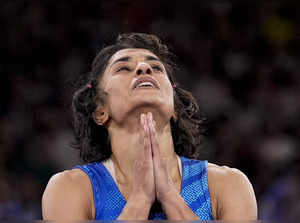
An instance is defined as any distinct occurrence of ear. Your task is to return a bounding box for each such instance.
[93,106,109,126]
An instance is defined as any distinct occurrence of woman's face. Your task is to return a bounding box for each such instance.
[99,48,174,124]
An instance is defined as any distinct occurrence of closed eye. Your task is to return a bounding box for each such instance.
[117,66,131,72]
[152,65,163,72]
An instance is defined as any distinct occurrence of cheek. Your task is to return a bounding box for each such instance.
[161,77,175,107]
[162,77,174,97]
[103,77,130,106]
[104,76,127,95]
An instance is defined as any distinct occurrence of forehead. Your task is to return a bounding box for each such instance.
[108,48,159,65]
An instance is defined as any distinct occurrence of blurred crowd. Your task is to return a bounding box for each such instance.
[1,0,299,220]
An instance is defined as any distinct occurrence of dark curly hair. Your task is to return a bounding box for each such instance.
[72,33,207,163]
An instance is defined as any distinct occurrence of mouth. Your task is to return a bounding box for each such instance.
[132,76,160,90]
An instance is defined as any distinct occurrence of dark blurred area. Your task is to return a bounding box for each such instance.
[1,0,300,220]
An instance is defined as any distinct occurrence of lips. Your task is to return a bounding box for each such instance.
[132,76,159,90]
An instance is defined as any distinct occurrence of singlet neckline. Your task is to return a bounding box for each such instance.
[100,156,184,202]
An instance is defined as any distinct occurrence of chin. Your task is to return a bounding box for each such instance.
[111,98,174,125]
[132,94,166,106]
[130,96,174,115]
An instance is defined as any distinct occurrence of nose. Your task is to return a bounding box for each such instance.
[136,62,152,75]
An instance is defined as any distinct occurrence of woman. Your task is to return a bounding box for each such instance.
[42,33,257,220]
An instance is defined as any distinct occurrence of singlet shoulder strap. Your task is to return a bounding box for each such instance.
[180,157,213,220]
[74,163,104,218]
[74,162,126,220]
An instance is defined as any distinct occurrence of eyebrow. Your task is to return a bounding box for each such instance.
[111,56,131,66]
[111,55,162,66]
[145,55,160,62]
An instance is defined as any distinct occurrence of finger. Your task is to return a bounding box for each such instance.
[139,113,145,145]
[148,113,160,159]
[143,113,152,162]
[140,113,145,126]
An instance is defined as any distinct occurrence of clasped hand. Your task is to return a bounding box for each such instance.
[130,112,178,207]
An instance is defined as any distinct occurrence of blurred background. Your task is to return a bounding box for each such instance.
[1,0,300,220]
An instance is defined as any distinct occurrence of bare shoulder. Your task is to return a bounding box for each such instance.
[207,163,255,196]
[47,168,90,188]
[207,162,249,183]
[42,169,94,220]
[206,162,257,220]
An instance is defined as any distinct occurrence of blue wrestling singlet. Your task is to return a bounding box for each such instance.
[75,156,213,220]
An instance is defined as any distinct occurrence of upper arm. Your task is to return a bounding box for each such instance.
[42,169,94,220]
[207,165,257,220]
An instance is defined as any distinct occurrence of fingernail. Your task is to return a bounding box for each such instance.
[149,112,153,120]
[150,120,154,129]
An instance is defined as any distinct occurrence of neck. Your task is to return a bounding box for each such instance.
[107,109,178,185]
